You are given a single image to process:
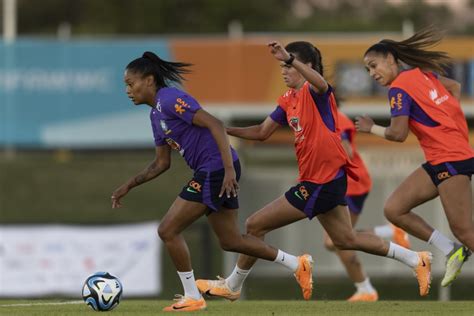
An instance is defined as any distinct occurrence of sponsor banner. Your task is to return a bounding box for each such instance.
[0,222,161,297]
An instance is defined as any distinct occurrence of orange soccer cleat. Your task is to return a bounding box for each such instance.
[162,295,206,312]
[195,276,241,301]
[391,224,411,249]
[414,251,432,296]
[294,254,314,300]
[347,291,379,302]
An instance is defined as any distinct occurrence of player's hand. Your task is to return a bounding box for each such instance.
[219,167,239,198]
[268,41,291,62]
[355,115,375,133]
[111,185,129,209]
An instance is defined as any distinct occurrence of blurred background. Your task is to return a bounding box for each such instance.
[1,0,473,301]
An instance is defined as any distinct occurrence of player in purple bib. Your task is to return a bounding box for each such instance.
[111,52,313,312]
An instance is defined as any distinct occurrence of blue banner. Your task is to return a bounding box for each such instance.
[0,39,171,147]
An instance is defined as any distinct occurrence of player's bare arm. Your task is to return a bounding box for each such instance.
[192,109,239,198]
[268,41,328,94]
[355,115,409,142]
[227,116,280,141]
[111,145,171,208]
[438,75,461,101]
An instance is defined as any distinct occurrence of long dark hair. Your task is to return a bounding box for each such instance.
[126,51,192,88]
[285,41,324,76]
[364,26,451,74]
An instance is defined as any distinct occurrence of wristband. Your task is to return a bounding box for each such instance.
[370,124,386,138]
[285,53,295,65]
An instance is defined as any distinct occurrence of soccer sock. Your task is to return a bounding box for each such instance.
[374,224,393,239]
[428,229,455,256]
[177,270,201,300]
[386,242,419,268]
[274,249,299,272]
[226,265,251,292]
[355,277,376,294]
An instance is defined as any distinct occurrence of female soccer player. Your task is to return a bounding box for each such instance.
[356,27,473,287]
[322,110,411,302]
[196,41,432,300]
[111,52,312,311]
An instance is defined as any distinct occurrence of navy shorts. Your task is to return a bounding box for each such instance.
[346,193,369,215]
[179,160,241,212]
[285,169,347,219]
[422,157,474,187]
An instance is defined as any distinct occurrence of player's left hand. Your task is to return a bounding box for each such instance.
[219,168,239,198]
[355,115,375,133]
[111,185,129,209]
[268,41,291,62]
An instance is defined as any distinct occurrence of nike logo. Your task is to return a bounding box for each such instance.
[186,187,198,193]
[303,264,306,272]
[186,276,192,279]
[294,191,304,200]
[173,305,191,310]
[421,260,426,267]
[281,254,285,262]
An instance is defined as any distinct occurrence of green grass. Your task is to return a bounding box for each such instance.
[1,299,474,315]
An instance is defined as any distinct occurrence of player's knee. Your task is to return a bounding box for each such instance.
[245,216,266,237]
[157,224,173,242]
[218,237,240,252]
[324,237,336,251]
[332,233,356,250]
[383,203,398,223]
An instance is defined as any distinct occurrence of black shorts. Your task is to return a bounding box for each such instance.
[422,157,474,187]
[285,170,347,219]
[346,193,369,215]
[179,160,241,212]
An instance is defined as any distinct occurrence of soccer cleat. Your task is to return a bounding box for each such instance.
[347,291,379,302]
[162,294,206,312]
[441,244,471,287]
[195,276,241,301]
[294,254,314,300]
[391,224,411,249]
[414,251,432,296]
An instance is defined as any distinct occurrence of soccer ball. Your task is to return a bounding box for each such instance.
[82,272,123,311]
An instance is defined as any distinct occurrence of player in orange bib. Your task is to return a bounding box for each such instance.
[196,41,433,300]
[323,110,411,301]
[357,27,473,287]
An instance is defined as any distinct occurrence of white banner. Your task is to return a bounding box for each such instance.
[0,222,161,297]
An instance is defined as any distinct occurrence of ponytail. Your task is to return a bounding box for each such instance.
[364,26,451,74]
[126,51,192,88]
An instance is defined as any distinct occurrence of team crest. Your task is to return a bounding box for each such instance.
[156,100,162,112]
[289,117,303,132]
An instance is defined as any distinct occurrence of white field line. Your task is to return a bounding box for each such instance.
[0,300,83,307]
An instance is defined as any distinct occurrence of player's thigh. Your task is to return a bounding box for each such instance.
[385,167,438,214]
[159,197,208,235]
[207,207,241,240]
[317,205,354,243]
[438,175,473,232]
[245,195,307,235]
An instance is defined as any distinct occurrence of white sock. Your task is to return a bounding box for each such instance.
[374,224,393,239]
[226,265,251,292]
[428,229,455,256]
[274,249,299,272]
[177,270,201,300]
[355,278,376,294]
[386,242,419,268]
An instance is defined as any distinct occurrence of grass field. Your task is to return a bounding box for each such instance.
[1,299,474,315]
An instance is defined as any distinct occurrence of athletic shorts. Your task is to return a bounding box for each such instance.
[346,193,369,215]
[285,169,347,219]
[179,160,241,212]
[422,157,474,187]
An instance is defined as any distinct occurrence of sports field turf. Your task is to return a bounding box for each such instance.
[1,300,474,315]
